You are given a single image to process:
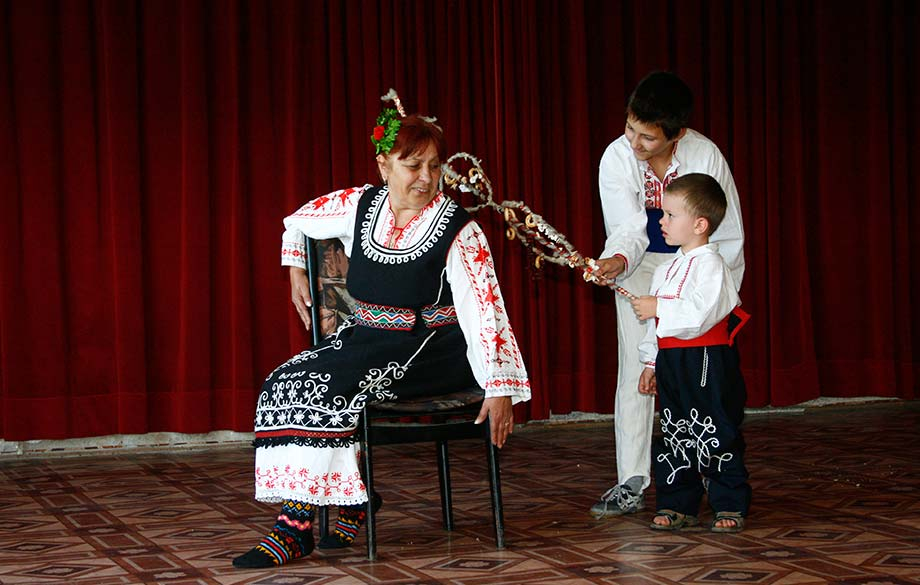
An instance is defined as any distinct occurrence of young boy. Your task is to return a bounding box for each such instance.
[589,72,744,519]
[631,173,751,533]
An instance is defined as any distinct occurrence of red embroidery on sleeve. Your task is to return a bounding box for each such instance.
[483,285,499,304]
[291,186,364,219]
[456,227,525,372]
[472,244,490,264]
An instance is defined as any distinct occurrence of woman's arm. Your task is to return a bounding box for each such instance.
[281,185,368,330]
[446,222,531,403]
[281,185,369,270]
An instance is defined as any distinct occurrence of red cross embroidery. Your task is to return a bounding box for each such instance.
[472,244,490,264]
[493,332,507,350]
[483,285,499,304]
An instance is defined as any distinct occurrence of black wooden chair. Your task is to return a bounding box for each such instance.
[304,237,505,560]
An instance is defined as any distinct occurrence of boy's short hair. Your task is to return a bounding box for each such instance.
[665,173,727,235]
[626,71,693,140]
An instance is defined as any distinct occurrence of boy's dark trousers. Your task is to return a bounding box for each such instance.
[652,344,751,516]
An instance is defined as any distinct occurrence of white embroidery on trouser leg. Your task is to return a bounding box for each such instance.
[657,408,693,485]
[657,407,733,485]
[686,408,733,472]
[700,348,709,388]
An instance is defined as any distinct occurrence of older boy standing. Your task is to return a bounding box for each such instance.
[589,72,745,518]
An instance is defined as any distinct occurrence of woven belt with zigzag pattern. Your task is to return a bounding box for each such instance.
[353,301,458,331]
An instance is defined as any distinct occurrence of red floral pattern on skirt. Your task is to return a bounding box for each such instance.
[255,466,366,498]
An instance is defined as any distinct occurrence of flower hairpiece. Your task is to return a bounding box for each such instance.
[371,89,410,154]
[371,107,401,155]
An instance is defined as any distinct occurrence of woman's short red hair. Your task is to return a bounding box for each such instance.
[390,115,446,162]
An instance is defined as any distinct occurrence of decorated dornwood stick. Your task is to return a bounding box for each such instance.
[441,152,638,301]
[373,89,640,301]
[610,284,639,301]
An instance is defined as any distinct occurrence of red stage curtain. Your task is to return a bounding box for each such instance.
[1,0,917,441]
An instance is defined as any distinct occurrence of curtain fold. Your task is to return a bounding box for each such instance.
[1,0,917,441]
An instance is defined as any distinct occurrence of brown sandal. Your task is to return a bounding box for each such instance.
[649,509,700,531]
[710,511,745,533]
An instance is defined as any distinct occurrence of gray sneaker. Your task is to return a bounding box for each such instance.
[589,484,645,518]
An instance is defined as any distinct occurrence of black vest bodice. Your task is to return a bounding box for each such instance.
[346,186,471,309]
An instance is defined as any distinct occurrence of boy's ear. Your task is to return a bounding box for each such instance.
[675,127,688,141]
[694,216,710,235]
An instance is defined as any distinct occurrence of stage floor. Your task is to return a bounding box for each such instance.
[0,401,918,584]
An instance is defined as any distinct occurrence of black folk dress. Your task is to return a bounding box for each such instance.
[253,186,480,506]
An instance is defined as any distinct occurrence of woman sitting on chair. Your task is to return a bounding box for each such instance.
[233,95,531,569]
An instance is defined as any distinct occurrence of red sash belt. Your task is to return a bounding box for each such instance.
[658,307,750,349]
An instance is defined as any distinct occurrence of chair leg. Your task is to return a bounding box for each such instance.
[318,506,329,539]
[486,432,505,549]
[362,410,377,561]
[436,440,454,530]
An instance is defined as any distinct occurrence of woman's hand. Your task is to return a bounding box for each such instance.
[289,267,313,331]
[475,396,514,448]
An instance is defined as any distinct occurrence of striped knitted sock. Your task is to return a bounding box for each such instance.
[318,492,382,549]
[329,504,365,545]
[232,500,315,568]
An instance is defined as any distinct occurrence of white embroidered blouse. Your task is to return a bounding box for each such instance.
[280,185,531,404]
[638,244,741,368]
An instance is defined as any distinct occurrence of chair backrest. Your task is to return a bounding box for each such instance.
[305,238,356,345]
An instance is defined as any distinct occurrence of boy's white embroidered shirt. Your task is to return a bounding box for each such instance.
[638,244,740,366]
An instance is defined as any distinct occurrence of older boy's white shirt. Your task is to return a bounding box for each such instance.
[597,129,745,288]
[638,244,740,366]
[280,186,531,405]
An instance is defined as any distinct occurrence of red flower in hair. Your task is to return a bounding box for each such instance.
[371,108,401,154]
